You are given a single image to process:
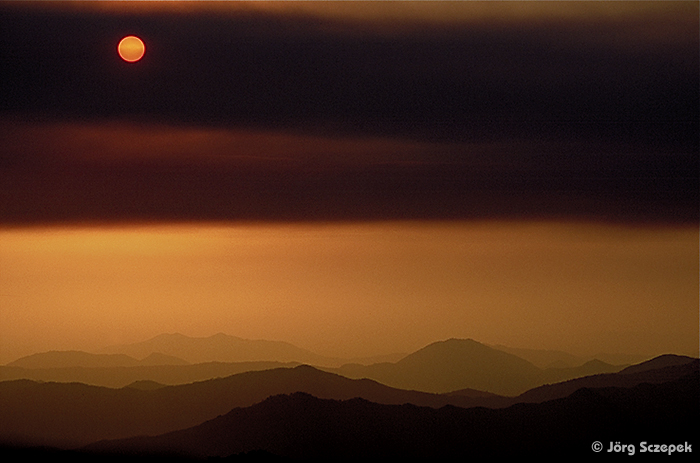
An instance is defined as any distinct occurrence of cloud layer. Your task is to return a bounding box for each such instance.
[0,2,697,224]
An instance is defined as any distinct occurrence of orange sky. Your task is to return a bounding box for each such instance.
[0,2,696,365]
[30,1,693,26]
[1,221,697,363]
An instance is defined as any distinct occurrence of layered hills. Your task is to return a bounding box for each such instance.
[513,355,698,404]
[0,365,505,449]
[2,337,632,394]
[82,367,699,459]
[0,356,696,452]
[99,333,347,367]
[0,360,300,389]
[3,334,694,458]
[324,338,627,395]
[7,351,189,369]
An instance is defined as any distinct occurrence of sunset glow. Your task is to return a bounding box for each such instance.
[1,1,696,363]
[0,222,696,364]
[117,35,144,62]
[0,2,697,458]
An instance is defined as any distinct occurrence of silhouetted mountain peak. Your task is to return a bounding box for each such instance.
[408,338,510,354]
[399,338,539,371]
[516,356,699,405]
[290,364,318,373]
[333,338,544,395]
[619,354,696,375]
[582,359,612,368]
[123,380,167,391]
[80,370,699,460]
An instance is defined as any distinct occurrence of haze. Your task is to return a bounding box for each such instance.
[0,1,697,365]
[1,222,696,364]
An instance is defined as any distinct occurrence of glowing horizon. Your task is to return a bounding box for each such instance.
[1,0,696,366]
[1,221,697,364]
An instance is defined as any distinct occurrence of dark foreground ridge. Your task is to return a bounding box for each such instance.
[71,368,698,460]
[1,357,697,459]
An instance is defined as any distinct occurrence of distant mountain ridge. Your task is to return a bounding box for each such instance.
[326,338,628,396]
[384,338,541,395]
[514,357,698,404]
[0,361,300,389]
[0,357,696,452]
[99,333,346,367]
[5,337,633,394]
[0,365,507,449]
[491,344,652,369]
[619,353,696,374]
[81,369,700,459]
[490,344,588,368]
[7,351,189,369]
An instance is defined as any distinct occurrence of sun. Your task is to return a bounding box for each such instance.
[118,36,145,63]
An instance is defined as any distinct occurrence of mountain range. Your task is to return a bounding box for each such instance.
[0,359,301,389]
[13,362,697,460]
[324,338,628,395]
[7,350,190,369]
[98,333,350,367]
[2,333,696,459]
[1,353,696,453]
[0,365,497,450]
[490,343,650,368]
[2,336,633,394]
[87,371,698,460]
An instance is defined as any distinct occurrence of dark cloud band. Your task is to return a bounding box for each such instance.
[0,3,697,225]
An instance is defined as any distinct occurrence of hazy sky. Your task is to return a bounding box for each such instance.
[1,221,697,363]
[0,1,697,363]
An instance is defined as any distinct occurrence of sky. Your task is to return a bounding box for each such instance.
[0,1,698,363]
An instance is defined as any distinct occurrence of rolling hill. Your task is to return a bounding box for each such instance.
[80,368,699,459]
[0,365,506,450]
[4,337,626,393]
[0,360,299,389]
[7,351,189,369]
[99,333,345,367]
[1,355,696,452]
[327,338,627,396]
[514,356,698,404]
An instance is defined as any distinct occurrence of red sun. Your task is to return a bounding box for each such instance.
[118,36,145,63]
